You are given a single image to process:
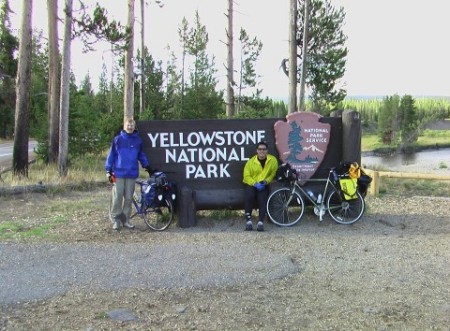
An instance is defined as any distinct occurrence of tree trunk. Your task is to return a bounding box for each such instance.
[124,0,135,120]
[58,0,73,177]
[225,0,235,118]
[139,0,144,115]
[298,0,309,111]
[288,0,297,114]
[47,0,60,163]
[13,0,33,178]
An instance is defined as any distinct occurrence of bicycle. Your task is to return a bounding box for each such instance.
[266,163,365,227]
[109,171,176,231]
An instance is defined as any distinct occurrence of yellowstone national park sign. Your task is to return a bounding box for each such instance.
[137,114,339,189]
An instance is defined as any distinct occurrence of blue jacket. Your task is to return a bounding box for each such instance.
[105,130,150,178]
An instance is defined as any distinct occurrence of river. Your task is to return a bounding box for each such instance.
[361,148,450,174]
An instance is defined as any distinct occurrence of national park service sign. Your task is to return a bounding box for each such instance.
[274,112,331,183]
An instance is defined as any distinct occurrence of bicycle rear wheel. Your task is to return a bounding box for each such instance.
[267,188,305,227]
[143,198,174,231]
[327,190,365,225]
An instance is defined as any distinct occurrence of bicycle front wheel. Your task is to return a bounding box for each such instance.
[267,188,305,227]
[327,190,365,225]
[143,198,174,231]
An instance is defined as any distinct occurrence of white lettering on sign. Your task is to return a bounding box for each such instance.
[165,147,247,163]
[304,128,329,144]
[185,163,231,179]
[147,130,266,148]
[148,130,264,179]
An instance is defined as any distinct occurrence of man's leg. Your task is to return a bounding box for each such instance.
[256,188,269,231]
[244,185,256,230]
[122,178,136,229]
[111,178,125,230]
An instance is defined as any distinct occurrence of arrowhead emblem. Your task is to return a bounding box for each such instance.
[274,112,331,183]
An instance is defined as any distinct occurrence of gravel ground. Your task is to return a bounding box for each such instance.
[0,190,449,330]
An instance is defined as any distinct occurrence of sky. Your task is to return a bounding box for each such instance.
[8,0,450,99]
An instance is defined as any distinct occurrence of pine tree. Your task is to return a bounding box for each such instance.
[399,95,418,146]
[287,121,304,162]
[182,11,223,119]
[237,28,263,114]
[377,95,400,145]
[282,0,348,113]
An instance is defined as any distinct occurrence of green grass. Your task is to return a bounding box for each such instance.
[378,178,450,197]
[0,214,66,240]
[361,129,450,152]
[417,129,450,146]
[361,134,384,152]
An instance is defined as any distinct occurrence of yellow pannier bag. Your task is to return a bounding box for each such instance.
[339,178,358,200]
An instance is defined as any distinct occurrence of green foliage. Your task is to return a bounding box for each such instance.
[343,97,450,134]
[237,28,263,98]
[72,3,130,52]
[377,95,400,145]
[299,0,348,113]
[0,0,18,138]
[176,11,224,119]
[399,95,418,146]
[29,31,49,150]
[235,97,286,119]
[135,48,166,120]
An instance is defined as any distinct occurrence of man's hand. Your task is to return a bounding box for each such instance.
[145,166,157,176]
[254,182,265,191]
[106,171,114,183]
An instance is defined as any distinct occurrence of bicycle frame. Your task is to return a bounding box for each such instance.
[289,169,339,222]
[130,181,146,218]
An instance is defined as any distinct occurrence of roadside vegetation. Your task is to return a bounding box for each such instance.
[361,129,450,152]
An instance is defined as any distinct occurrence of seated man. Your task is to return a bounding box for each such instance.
[242,141,278,231]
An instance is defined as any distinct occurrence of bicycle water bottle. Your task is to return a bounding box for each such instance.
[317,194,322,204]
[307,190,317,202]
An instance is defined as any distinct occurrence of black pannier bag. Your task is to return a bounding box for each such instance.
[357,173,372,197]
[275,163,297,183]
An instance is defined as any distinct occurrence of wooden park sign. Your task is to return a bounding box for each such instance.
[137,110,360,227]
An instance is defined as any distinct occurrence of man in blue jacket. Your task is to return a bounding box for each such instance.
[105,118,152,230]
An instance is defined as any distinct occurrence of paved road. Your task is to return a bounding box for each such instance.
[0,140,37,169]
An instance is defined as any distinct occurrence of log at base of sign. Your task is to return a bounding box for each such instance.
[177,187,248,228]
[178,186,197,228]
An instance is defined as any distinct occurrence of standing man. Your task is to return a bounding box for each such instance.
[105,117,152,230]
[242,141,278,231]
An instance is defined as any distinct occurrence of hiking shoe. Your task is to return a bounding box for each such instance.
[123,221,135,229]
[245,220,253,231]
[257,221,264,232]
[113,221,120,230]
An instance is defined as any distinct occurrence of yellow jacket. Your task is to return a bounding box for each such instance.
[243,154,278,186]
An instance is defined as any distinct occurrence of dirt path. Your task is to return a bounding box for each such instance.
[0,190,449,330]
